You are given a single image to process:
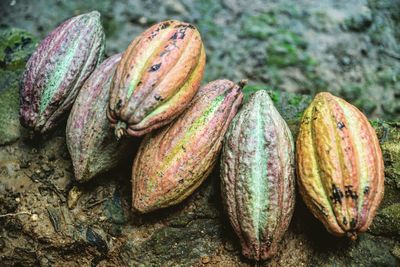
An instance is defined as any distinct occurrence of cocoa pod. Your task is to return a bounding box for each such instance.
[20,11,105,134]
[108,20,206,138]
[296,92,384,240]
[132,80,243,213]
[66,53,131,182]
[220,90,295,260]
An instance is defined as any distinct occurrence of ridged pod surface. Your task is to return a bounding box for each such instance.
[132,80,243,213]
[20,11,105,134]
[108,20,206,138]
[221,90,295,260]
[297,92,384,239]
[66,54,130,182]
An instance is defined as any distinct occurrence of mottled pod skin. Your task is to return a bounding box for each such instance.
[297,92,384,240]
[20,11,105,134]
[221,90,295,260]
[108,20,206,138]
[66,54,130,182]
[132,80,243,213]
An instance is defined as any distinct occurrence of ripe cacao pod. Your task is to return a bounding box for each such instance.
[20,11,105,134]
[108,20,206,138]
[132,80,243,213]
[296,92,384,240]
[66,54,133,182]
[221,90,295,260]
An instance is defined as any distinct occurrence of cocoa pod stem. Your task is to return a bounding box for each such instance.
[237,79,248,89]
[115,121,127,140]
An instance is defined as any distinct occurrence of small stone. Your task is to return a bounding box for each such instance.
[31,214,38,221]
[201,256,210,264]
[138,17,148,24]
[67,186,83,209]
[15,197,20,203]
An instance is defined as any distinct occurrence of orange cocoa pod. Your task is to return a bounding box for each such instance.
[296,92,384,240]
[108,20,206,138]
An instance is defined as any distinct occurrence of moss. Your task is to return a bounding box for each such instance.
[310,234,398,267]
[370,204,400,237]
[373,121,400,189]
[0,70,23,145]
[122,219,222,266]
[0,28,37,71]
[241,12,277,40]
[0,28,36,145]
[266,29,311,68]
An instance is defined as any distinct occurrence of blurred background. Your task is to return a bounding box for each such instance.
[1,0,399,120]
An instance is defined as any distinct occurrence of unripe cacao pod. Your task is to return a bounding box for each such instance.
[66,53,131,182]
[107,20,206,138]
[132,80,243,213]
[20,11,105,134]
[221,90,295,260]
[296,92,384,240]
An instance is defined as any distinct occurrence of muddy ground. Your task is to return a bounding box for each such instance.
[0,0,399,266]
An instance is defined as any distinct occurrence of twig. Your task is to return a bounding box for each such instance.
[85,198,109,209]
[0,211,32,218]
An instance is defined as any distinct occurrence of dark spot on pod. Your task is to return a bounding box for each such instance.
[303,116,311,124]
[170,28,186,40]
[178,179,184,184]
[187,24,195,29]
[160,22,171,30]
[337,121,345,130]
[149,63,162,72]
[116,99,122,110]
[330,184,344,204]
[344,185,358,200]
[265,236,273,248]
[343,217,348,225]
[364,186,370,195]
[137,81,142,86]
[312,200,328,216]
[154,95,163,101]
[350,218,357,229]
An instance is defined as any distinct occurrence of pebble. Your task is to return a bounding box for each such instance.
[201,256,210,264]
[31,214,38,221]
[138,16,148,24]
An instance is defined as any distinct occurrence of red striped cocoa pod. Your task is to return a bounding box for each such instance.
[131,80,243,213]
[20,11,105,134]
[296,92,384,240]
[107,20,206,138]
[66,53,131,182]
[220,90,295,260]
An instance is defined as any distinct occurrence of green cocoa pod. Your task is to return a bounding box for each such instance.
[20,11,105,134]
[132,80,243,213]
[66,54,131,182]
[221,90,295,260]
